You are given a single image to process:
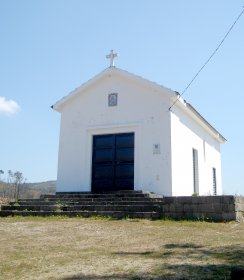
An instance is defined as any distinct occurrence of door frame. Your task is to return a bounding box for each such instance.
[91,132,135,192]
[85,124,142,192]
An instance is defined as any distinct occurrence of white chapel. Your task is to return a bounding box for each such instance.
[52,51,226,196]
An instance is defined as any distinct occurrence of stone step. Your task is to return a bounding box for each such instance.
[2,204,162,212]
[0,210,162,220]
[55,190,144,195]
[2,205,57,211]
[54,190,144,195]
[0,191,165,220]
[11,201,57,206]
[13,200,163,206]
[40,192,149,199]
[17,197,161,203]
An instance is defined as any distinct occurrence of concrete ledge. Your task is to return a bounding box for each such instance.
[160,195,243,221]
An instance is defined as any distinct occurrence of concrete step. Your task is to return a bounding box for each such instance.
[40,192,149,199]
[41,190,145,197]
[11,200,163,206]
[0,191,165,220]
[11,201,57,206]
[0,210,162,220]
[17,197,162,203]
[2,204,162,212]
[2,205,58,211]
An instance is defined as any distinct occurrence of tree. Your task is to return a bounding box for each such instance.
[0,170,5,197]
[7,170,14,198]
[13,171,25,201]
[0,170,26,200]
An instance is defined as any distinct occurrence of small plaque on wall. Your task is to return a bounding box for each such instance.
[108,93,118,107]
[153,144,161,154]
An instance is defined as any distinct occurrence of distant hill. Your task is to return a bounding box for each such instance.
[0,180,56,200]
[23,181,56,198]
[25,181,56,192]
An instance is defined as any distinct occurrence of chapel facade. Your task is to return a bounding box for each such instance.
[52,56,225,196]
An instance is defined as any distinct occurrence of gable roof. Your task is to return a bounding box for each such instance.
[52,66,175,112]
[52,67,226,143]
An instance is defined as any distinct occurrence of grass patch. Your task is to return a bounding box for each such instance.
[0,217,243,279]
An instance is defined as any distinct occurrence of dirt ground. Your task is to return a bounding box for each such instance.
[0,217,243,280]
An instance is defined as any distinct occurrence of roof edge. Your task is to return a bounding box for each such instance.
[51,67,226,144]
[172,98,226,143]
[51,67,176,112]
[186,102,226,143]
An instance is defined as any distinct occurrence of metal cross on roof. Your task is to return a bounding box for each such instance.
[106,50,118,67]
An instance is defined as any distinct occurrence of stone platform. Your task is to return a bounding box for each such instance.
[0,192,243,221]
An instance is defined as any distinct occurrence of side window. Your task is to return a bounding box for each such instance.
[192,148,199,194]
[213,167,217,195]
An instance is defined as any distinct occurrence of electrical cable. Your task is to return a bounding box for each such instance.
[169,6,244,111]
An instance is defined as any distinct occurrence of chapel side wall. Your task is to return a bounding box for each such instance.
[170,105,223,196]
[56,73,173,195]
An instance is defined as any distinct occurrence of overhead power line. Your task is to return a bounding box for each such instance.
[169,6,244,111]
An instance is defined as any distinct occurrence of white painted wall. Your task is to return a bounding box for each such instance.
[55,68,223,196]
[56,71,173,195]
[170,105,222,196]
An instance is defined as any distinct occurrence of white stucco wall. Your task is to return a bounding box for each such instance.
[55,68,224,196]
[56,71,173,195]
[170,105,223,196]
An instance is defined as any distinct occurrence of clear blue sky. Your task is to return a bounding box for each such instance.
[0,1,243,195]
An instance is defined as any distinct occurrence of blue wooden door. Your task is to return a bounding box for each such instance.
[92,133,134,192]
